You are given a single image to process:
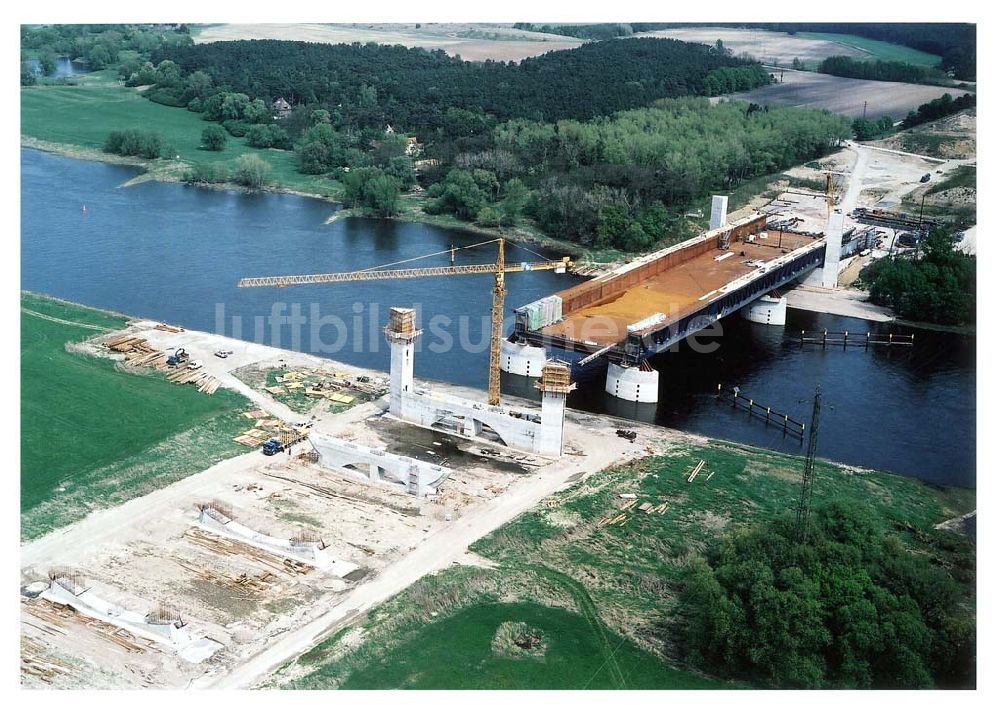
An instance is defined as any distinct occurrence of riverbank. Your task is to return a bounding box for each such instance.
[783,283,895,322]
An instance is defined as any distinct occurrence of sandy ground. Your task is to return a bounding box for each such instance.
[872,110,977,160]
[715,69,961,121]
[638,27,868,65]
[193,23,582,62]
[783,284,894,322]
[20,319,668,688]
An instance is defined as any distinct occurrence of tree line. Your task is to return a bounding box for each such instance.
[20,24,192,81]
[861,228,975,325]
[849,92,975,141]
[817,56,945,85]
[683,501,975,688]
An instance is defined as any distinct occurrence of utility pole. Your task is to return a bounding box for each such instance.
[795,387,822,542]
[862,101,868,120]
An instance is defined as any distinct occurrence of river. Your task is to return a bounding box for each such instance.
[20,148,976,487]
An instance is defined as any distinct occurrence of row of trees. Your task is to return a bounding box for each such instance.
[851,115,895,140]
[818,56,944,85]
[862,228,975,325]
[683,501,975,688]
[901,93,976,130]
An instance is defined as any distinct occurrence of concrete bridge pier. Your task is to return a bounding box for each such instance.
[500,339,546,377]
[740,294,787,325]
[605,362,659,403]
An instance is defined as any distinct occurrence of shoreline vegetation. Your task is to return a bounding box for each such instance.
[20,137,625,264]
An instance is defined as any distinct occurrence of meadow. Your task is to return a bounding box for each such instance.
[20,293,249,539]
[20,75,342,198]
[798,32,943,67]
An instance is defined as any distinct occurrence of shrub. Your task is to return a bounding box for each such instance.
[201,125,227,152]
[103,129,168,159]
[232,153,271,190]
[182,162,229,184]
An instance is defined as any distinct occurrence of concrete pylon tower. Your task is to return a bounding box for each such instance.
[821,211,844,288]
[384,307,421,416]
[710,195,729,230]
[534,360,576,456]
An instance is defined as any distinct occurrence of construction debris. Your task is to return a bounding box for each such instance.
[687,459,706,483]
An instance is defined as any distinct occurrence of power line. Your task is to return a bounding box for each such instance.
[796,386,822,542]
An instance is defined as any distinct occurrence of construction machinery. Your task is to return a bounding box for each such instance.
[238,239,573,407]
[166,348,190,367]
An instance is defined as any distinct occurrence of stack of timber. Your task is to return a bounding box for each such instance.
[105,334,222,394]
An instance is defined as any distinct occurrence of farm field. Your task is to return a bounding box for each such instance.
[20,78,343,198]
[637,26,869,67]
[798,31,942,66]
[715,68,960,120]
[193,23,583,62]
[271,439,974,689]
[20,293,249,540]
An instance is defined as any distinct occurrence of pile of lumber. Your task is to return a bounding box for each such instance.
[22,598,149,655]
[597,513,630,528]
[184,528,312,577]
[153,323,184,333]
[104,334,152,353]
[107,334,222,394]
[165,367,222,395]
[172,557,278,599]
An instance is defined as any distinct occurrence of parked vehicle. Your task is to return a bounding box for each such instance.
[262,438,283,456]
[187,359,204,370]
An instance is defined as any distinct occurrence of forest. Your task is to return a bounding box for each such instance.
[151,38,771,131]
[426,98,850,249]
[683,501,974,688]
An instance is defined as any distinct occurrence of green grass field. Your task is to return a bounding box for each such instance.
[20,79,342,198]
[20,293,250,540]
[799,32,942,67]
[335,602,713,689]
[274,439,973,689]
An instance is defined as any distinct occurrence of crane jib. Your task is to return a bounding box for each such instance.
[237,261,565,288]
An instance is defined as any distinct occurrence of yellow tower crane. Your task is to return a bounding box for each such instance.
[237,239,573,407]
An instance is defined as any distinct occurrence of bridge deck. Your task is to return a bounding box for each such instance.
[540,231,816,346]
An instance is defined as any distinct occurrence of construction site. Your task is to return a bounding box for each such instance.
[20,306,659,688]
[19,124,976,688]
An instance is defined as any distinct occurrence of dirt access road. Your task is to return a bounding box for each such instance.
[194,417,659,689]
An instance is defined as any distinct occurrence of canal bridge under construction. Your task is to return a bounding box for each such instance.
[504,213,828,403]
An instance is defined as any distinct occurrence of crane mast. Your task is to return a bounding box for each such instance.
[238,239,572,408]
[488,239,506,406]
